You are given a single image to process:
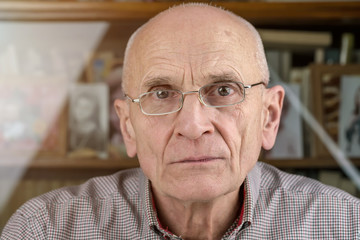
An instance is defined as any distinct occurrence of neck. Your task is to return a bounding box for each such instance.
[152,188,242,240]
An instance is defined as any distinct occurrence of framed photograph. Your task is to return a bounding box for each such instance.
[68,83,109,159]
[265,83,304,159]
[339,75,360,157]
[311,64,360,157]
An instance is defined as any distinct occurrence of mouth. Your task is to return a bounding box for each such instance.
[172,157,222,164]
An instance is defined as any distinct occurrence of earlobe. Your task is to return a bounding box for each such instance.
[262,85,285,150]
[114,99,137,157]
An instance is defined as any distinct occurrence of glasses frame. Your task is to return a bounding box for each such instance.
[125,81,266,116]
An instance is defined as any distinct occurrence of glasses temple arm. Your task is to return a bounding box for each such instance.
[124,94,140,103]
[244,81,266,89]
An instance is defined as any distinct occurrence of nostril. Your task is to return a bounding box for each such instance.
[173,107,214,140]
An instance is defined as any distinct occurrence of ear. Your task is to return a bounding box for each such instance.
[114,99,137,157]
[261,85,285,150]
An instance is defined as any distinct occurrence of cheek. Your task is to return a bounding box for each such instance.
[230,105,263,170]
[132,116,173,177]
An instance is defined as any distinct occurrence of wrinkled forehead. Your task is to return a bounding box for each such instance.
[136,6,254,50]
[125,5,260,92]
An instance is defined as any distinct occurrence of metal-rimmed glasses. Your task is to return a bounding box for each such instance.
[125,81,266,116]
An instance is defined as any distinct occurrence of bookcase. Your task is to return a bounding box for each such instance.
[1,1,360,231]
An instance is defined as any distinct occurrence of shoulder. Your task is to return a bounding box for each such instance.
[1,168,144,239]
[30,168,141,207]
[243,162,360,238]
[257,161,360,205]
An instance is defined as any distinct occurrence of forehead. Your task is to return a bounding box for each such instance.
[137,7,254,53]
[128,6,258,92]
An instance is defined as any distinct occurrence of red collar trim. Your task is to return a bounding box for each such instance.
[237,184,246,227]
[151,196,173,235]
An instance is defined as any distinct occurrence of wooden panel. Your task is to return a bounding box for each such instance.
[0,1,359,26]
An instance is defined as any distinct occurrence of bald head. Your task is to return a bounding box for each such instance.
[122,3,269,94]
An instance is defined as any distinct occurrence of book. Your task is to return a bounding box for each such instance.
[340,33,355,65]
[259,29,332,49]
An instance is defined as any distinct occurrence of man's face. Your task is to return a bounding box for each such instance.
[118,8,279,202]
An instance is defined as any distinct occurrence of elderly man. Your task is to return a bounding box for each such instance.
[2,4,359,240]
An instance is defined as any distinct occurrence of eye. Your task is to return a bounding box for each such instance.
[201,82,238,97]
[217,86,232,96]
[156,90,170,99]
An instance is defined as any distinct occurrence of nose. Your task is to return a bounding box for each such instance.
[174,93,214,140]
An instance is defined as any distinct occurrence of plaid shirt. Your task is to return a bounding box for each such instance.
[1,162,360,239]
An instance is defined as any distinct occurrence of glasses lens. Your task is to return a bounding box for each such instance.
[200,82,245,107]
[139,90,182,115]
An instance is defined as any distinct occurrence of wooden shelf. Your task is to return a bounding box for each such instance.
[0,155,139,169]
[262,158,360,169]
[0,1,359,27]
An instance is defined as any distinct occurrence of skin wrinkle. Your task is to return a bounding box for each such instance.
[121,4,269,93]
[137,38,254,95]
[142,78,174,91]
[129,34,255,94]
[141,74,181,93]
[115,4,284,239]
[201,52,253,85]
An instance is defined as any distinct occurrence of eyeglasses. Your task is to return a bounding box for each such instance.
[125,81,265,116]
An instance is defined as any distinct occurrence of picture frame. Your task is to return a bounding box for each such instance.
[339,75,360,157]
[310,64,360,158]
[68,83,109,159]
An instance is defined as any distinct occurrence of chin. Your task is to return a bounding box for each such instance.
[163,177,238,203]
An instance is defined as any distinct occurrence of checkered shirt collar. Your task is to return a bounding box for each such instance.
[139,163,262,239]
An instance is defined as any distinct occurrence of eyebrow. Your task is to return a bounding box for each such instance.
[208,72,241,83]
[141,72,242,91]
[142,77,174,90]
